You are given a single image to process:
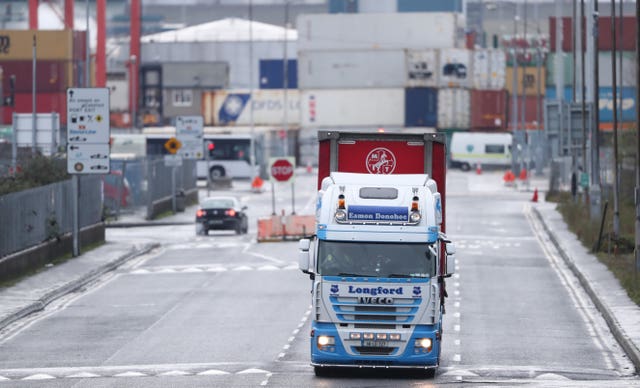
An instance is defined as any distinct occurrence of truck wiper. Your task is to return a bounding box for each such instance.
[337,272,366,277]
[388,274,428,278]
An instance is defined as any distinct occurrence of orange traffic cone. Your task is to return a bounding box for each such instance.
[306,161,313,174]
[531,188,539,202]
[503,170,515,184]
[519,168,528,180]
[476,163,482,175]
[251,176,264,193]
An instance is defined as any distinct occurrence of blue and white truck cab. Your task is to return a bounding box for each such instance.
[298,172,456,377]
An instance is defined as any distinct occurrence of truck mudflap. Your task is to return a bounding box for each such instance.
[310,322,442,368]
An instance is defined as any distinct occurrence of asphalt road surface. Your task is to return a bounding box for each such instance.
[0,170,637,387]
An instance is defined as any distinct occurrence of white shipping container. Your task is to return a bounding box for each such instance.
[406,50,439,87]
[301,89,405,127]
[472,49,506,90]
[439,48,472,88]
[437,88,470,129]
[298,49,406,89]
[106,77,128,111]
[208,89,300,126]
[297,13,462,51]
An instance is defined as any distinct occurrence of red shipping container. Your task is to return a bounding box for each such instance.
[0,60,72,93]
[3,92,67,124]
[550,16,636,52]
[506,94,544,130]
[470,90,508,131]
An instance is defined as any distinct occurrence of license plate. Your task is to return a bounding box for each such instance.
[208,220,223,225]
[363,340,388,347]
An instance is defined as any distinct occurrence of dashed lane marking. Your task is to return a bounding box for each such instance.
[129,264,298,275]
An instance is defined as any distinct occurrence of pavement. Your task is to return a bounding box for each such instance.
[0,170,639,374]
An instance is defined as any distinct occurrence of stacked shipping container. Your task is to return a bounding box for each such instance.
[0,30,87,125]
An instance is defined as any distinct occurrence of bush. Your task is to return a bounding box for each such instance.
[0,156,69,196]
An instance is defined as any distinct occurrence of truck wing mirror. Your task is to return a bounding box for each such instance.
[444,242,456,277]
[298,238,313,276]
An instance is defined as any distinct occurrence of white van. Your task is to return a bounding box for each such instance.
[450,132,512,171]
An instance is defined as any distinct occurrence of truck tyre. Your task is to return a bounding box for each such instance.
[460,162,470,172]
[235,221,243,235]
[209,166,226,180]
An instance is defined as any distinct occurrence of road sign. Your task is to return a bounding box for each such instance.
[66,88,110,144]
[66,88,110,175]
[176,115,204,159]
[269,157,295,183]
[66,143,110,174]
[164,137,182,154]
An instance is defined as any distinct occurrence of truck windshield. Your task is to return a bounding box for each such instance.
[317,241,436,278]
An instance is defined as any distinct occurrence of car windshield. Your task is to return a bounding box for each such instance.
[317,240,436,278]
[202,198,236,209]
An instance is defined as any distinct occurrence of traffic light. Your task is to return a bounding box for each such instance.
[3,74,15,107]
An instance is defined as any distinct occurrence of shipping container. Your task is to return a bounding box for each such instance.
[161,62,229,89]
[259,59,298,89]
[106,74,129,111]
[358,0,396,13]
[163,88,204,123]
[506,94,543,130]
[0,30,74,60]
[439,48,472,88]
[470,90,508,131]
[472,49,506,90]
[437,88,470,129]
[546,52,635,87]
[3,92,67,125]
[329,0,358,13]
[0,60,73,93]
[142,40,296,89]
[298,49,406,89]
[398,0,462,12]
[506,66,547,96]
[301,88,404,127]
[406,49,439,87]
[405,87,437,127]
[545,86,636,125]
[297,13,463,50]
[550,16,637,52]
[205,89,300,126]
[73,30,87,61]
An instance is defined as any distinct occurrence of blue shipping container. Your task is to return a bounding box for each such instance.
[329,0,358,13]
[259,59,298,89]
[398,0,462,12]
[405,87,438,127]
[545,86,636,123]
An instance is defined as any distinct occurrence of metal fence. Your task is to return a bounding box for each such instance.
[0,175,102,258]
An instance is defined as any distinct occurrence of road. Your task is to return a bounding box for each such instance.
[0,170,637,387]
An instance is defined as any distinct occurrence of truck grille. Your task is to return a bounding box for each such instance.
[330,296,420,326]
[354,346,397,355]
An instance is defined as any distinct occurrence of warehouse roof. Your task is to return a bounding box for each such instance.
[141,17,297,43]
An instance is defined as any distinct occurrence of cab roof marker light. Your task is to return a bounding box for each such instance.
[411,196,419,211]
[337,194,346,209]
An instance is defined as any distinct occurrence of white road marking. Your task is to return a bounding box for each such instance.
[454,339,461,346]
[237,368,270,374]
[197,370,230,376]
[454,325,461,332]
[67,372,99,378]
[452,354,462,362]
[114,371,147,377]
[22,374,55,380]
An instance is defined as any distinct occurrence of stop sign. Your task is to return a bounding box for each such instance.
[270,158,295,182]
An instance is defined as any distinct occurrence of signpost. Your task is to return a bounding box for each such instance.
[269,157,296,215]
[66,88,110,257]
[176,115,204,159]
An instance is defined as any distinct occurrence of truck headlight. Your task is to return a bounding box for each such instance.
[335,209,347,222]
[317,335,335,347]
[409,211,421,223]
[415,338,432,351]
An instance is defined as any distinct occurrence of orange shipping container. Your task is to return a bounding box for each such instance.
[506,66,546,97]
[0,30,74,61]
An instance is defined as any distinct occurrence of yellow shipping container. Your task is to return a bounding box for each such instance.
[506,66,547,96]
[0,30,74,61]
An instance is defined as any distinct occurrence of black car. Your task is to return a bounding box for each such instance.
[196,196,248,235]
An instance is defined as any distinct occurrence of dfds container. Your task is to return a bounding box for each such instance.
[298,49,406,89]
[162,62,229,89]
[0,30,74,60]
[405,87,438,127]
[472,49,506,90]
[406,49,439,87]
[470,90,507,131]
[439,48,472,88]
[205,89,301,126]
[545,86,636,126]
[550,16,637,52]
[259,59,298,89]
[297,13,462,50]
[301,88,404,128]
[506,66,546,96]
[437,88,470,129]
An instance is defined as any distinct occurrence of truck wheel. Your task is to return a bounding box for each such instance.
[209,166,225,180]
[460,163,470,172]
